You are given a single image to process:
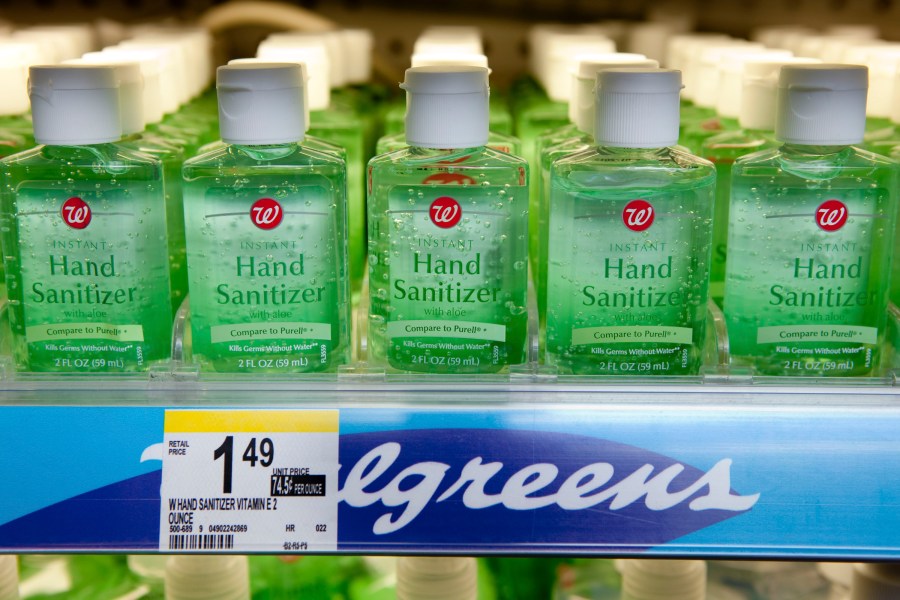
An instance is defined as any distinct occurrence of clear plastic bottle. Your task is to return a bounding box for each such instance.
[849,563,900,600]
[0,45,34,161]
[0,65,172,373]
[70,56,189,317]
[396,557,478,600]
[367,66,529,374]
[257,42,368,296]
[700,57,818,301]
[679,44,754,147]
[620,559,706,600]
[724,64,899,377]
[182,63,351,374]
[545,68,715,375]
[0,555,17,600]
[535,54,659,328]
[165,555,249,600]
[517,30,616,296]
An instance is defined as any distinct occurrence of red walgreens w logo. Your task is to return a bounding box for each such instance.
[816,199,848,232]
[250,198,283,230]
[623,199,654,232]
[430,197,462,229]
[61,197,91,229]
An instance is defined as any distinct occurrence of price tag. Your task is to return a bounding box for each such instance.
[159,410,339,552]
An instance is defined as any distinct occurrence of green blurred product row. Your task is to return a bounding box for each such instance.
[0,58,897,380]
[4,553,884,600]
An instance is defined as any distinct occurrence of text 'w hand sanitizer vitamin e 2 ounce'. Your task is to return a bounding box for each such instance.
[724,64,899,377]
[0,65,173,373]
[182,64,351,373]
[367,66,529,374]
[545,69,716,376]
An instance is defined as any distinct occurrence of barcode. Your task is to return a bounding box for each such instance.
[169,534,235,550]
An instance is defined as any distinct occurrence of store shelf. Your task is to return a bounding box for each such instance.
[0,379,898,559]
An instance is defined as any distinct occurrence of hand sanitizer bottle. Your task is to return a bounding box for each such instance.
[396,557,477,600]
[165,555,249,600]
[536,54,658,332]
[849,563,900,600]
[545,68,716,375]
[0,65,173,373]
[367,66,529,374]
[621,559,706,600]
[0,555,18,600]
[70,55,189,316]
[182,63,351,373]
[0,46,34,160]
[701,56,819,301]
[724,64,899,377]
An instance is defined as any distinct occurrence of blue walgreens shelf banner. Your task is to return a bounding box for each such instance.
[0,400,899,558]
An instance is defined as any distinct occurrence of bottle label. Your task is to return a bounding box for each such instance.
[546,191,712,375]
[378,185,528,372]
[725,186,892,376]
[14,184,171,372]
[184,178,348,373]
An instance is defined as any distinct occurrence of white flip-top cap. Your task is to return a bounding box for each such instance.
[716,50,793,119]
[165,555,249,600]
[818,37,884,63]
[229,58,311,131]
[125,38,195,101]
[65,59,144,135]
[569,54,657,133]
[420,25,482,48]
[10,32,61,65]
[24,24,95,57]
[843,45,900,118]
[81,51,163,125]
[217,63,305,145]
[261,33,346,88]
[694,43,768,108]
[0,45,31,115]
[595,68,681,148]
[0,555,17,600]
[528,24,570,76]
[752,26,814,50]
[776,64,868,145]
[397,557,477,600]
[414,27,483,56]
[14,29,81,63]
[795,35,831,59]
[117,41,188,109]
[851,563,900,600]
[29,65,121,145]
[257,44,330,110]
[543,33,616,100]
[0,40,46,68]
[825,24,879,39]
[687,41,763,105]
[665,33,730,70]
[841,43,893,65]
[402,66,489,148]
[341,29,373,84]
[627,22,675,63]
[102,47,175,117]
[621,560,706,600]
[411,52,489,69]
[129,27,213,93]
[740,57,820,130]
